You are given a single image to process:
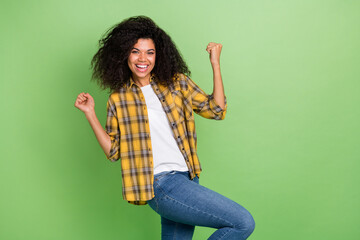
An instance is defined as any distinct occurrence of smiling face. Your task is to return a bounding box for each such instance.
[127,38,156,85]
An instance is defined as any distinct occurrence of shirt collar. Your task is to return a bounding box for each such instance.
[127,74,156,89]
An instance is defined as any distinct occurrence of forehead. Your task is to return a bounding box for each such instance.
[132,38,155,50]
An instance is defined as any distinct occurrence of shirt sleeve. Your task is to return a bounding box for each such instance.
[105,96,120,162]
[186,75,227,120]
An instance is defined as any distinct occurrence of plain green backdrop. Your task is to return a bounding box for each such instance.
[1,0,359,239]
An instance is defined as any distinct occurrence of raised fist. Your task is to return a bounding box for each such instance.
[206,42,222,66]
[74,92,95,114]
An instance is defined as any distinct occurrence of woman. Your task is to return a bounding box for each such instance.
[74,16,255,240]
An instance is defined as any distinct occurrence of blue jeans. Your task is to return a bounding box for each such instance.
[147,171,255,240]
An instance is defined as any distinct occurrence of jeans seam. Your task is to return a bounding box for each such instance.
[216,227,232,240]
[158,187,235,229]
[155,198,159,212]
[153,181,166,212]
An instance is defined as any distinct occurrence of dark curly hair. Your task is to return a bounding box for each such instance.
[91,16,191,92]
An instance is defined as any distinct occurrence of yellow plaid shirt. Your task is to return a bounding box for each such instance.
[105,73,227,205]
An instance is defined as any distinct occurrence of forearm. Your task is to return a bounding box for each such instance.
[212,63,226,110]
[84,111,111,157]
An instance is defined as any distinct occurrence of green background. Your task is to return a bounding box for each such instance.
[1,0,359,239]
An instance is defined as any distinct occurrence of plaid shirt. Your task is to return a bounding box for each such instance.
[105,73,227,205]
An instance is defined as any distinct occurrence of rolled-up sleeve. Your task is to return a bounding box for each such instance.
[186,75,227,120]
[105,96,120,162]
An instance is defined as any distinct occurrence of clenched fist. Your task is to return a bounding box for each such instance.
[74,92,95,114]
[206,42,222,66]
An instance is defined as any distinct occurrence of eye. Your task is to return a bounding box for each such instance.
[131,50,139,54]
[148,51,155,55]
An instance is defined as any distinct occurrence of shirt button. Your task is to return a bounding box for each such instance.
[172,123,176,127]
[182,148,184,150]
[162,99,165,102]
[177,136,180,139]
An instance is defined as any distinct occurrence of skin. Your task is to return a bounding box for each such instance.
[74,39,225,157]
[206,42,225,110]
[127,38,156,87]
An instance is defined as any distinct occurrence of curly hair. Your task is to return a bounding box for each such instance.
[91,16,191,92]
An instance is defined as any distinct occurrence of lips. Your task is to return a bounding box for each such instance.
[135,64,149,72]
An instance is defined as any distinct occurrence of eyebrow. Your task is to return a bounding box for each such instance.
[132,47,155,51]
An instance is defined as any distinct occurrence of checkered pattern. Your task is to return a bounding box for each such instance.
[105,73,227,205]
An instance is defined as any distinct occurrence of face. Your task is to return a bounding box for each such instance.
[127,38,156,83]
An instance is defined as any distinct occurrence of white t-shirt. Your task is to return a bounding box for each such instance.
[140,84,189,175]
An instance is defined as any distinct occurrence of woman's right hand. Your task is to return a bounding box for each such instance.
[74,92,95,114]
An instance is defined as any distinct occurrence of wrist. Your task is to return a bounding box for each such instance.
[84,110,96,119]
[211,62,220,69]
[211,63,221,73]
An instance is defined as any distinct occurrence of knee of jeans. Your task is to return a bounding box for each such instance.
[235,211,255,236]
[246,214,255,235]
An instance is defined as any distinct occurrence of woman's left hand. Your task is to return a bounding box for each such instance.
[206,42,222,67]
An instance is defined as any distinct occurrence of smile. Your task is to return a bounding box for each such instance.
[135,64,149,72]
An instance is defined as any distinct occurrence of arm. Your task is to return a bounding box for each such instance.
[206,42,226,110]
[85,111,111,157]
[186,75,227,120]
[74,92,112,158]
[186,42,227,120]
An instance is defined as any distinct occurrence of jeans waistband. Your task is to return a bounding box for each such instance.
[154,170,189,179]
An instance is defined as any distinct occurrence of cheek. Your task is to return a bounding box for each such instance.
[151,55,156,64]
[128,53,137,62]
[127,57,134,68]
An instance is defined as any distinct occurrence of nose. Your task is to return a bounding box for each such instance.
[138,52,146,62]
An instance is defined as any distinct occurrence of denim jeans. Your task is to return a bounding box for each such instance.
[147,171,255,240]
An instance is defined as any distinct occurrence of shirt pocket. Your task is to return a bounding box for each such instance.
[172,88,193,123]
[172,90,185,120]
[183,94,194,121]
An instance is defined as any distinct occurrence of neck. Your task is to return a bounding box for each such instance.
[133,76,150,87]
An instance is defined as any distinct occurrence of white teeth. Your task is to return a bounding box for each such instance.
[136,65,148,69]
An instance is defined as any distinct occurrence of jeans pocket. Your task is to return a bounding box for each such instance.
[154,170,176,183]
